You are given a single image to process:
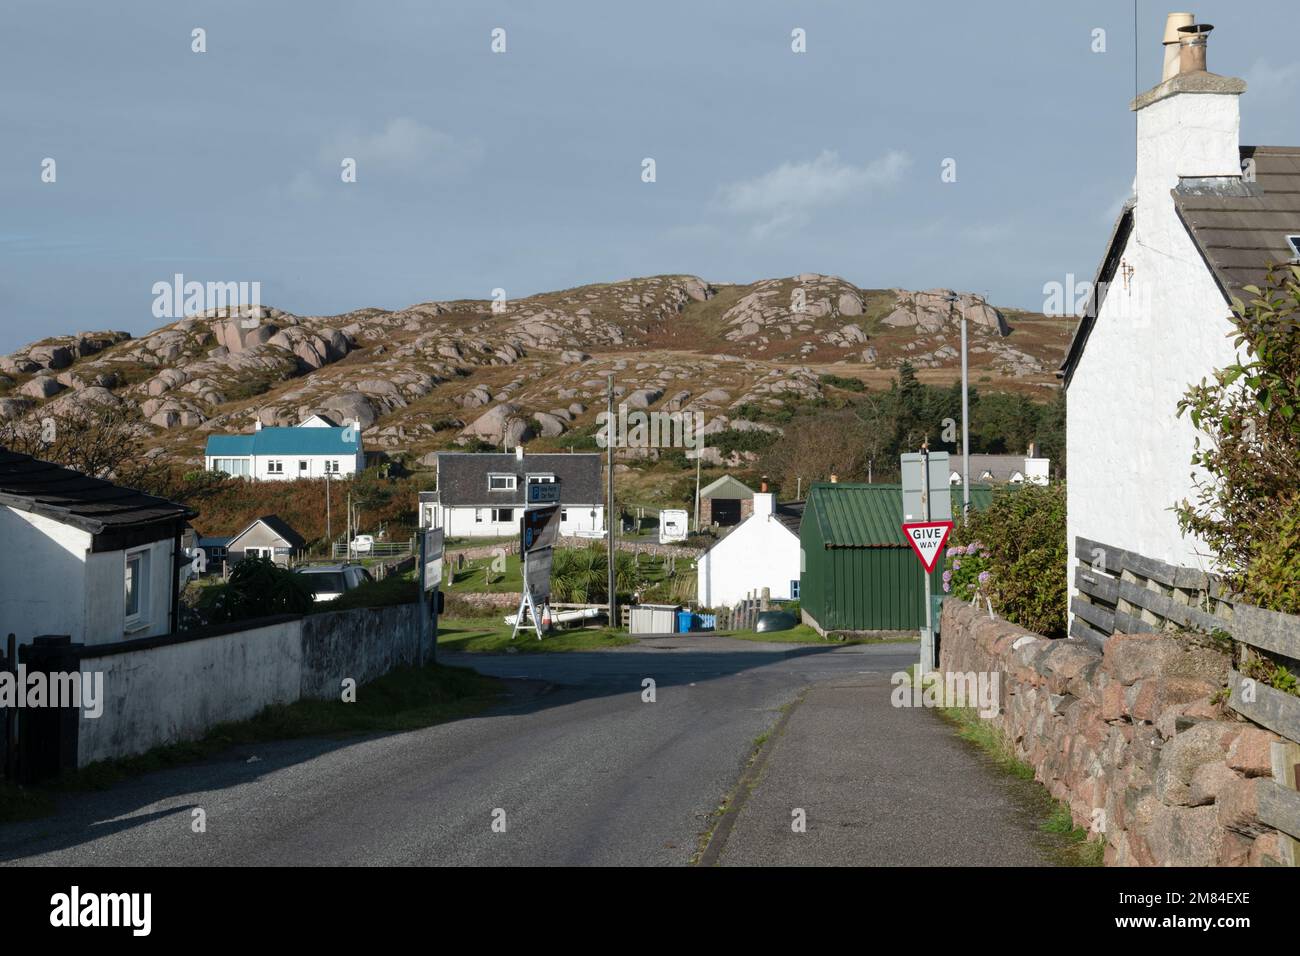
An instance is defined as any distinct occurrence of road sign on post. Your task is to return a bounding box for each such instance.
[901,448,952,676]
[526,481,561,505]
[903,521,953,572]
[419,528,444,665]
[512,504,560,641]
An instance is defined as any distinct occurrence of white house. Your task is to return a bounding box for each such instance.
[204,418,364,480]
[0,446,195,647]
[948,452,1050,486]
[696,493,802,607]
[425,448,604,538]
[1060,16,1299,620]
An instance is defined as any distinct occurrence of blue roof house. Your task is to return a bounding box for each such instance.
[204,419,364,480]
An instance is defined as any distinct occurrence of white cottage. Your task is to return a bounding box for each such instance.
[696,493,802,608]
[1060,17,1300,623]
[0,446,195,647]
[204,418,364,480]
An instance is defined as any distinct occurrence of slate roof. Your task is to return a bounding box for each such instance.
[1175,146,1300,301]
[0,445,196,535]
[229,514,307,549]
[774,500,805,536]
[804,483,994,549]
[205,426,360,457]
[435,452,602,507]
[947,454,1033,482]
[1062,145,1300,385]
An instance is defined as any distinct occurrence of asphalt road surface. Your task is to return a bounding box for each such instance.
[0,635,1049,866]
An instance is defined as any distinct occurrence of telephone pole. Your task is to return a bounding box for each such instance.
[606,373,616,630]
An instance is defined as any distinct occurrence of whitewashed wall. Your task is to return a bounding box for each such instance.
[697,496,800,607]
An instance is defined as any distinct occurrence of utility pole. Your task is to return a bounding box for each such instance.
[346,489,352,561]
[325,472,331,552]
[947,291,970,517]
[606,373,616,630]
[796,476,802,501]
[693,454,702,531]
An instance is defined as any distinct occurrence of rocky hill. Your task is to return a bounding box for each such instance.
[0,274,1071,467]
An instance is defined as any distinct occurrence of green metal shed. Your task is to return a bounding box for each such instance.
[799,482,994,634]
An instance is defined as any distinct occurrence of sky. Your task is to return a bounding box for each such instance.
[2,0,1298,353]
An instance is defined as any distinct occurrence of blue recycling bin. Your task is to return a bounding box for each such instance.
[676,611,694,633]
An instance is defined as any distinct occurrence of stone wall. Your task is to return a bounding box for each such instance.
[939,600,1287,866]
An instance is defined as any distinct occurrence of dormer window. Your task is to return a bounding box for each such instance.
[527,474,556,485]
[488,474,517,491]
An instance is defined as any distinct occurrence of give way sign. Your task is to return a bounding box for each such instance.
[902,521,954,572]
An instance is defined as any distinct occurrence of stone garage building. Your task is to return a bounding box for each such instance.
[698,474,753,528]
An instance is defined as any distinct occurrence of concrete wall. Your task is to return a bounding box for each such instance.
[77,603,425,766]
[1067,87,1247,631]
[939,600,1288,866]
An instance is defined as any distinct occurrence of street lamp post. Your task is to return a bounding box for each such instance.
[946,292,971,517]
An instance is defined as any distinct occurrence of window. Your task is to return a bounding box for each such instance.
[324,460,340,474]
[211,457,250,477]
[790,579,800,600]
[474,509,484,523]
[488,474,517,491]
[491,508,515,523]
[125,548,151,631]
[299,460,308,472]
[267,460,284,474]
[561,509,568,522]
[527,474,556,484]
[1287,235,1300,259]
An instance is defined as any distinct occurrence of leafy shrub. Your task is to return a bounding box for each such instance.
[943,540,994,601]
[1177,265,1300,613]
[950,482,1067,638]
[196,556,316,624]
[819,373,865,392]
[322,572,418,611]
[550,546,636,603]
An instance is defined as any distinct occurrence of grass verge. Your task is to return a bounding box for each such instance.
[721,623,918,646]
[437,618,635,653]
[0,662,503,823]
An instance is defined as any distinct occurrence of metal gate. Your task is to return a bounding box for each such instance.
[1,633,82,784]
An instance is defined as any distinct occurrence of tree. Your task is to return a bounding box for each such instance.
[0,403,169,493]
[196,555,317,624]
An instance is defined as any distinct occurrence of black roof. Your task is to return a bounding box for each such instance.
[435,452,602,507]
[231,514,307,549]
[0,445,195,536]
[775,500,804,536]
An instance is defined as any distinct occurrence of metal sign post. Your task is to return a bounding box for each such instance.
[901,446,952,677]
[420,528,444,664]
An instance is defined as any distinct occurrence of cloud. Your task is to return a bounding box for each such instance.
[717,149,910,238]
[1245,58,1300,96]
[321,117,484,177]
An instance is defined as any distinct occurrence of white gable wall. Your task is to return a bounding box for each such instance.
[1067,88,1247,618]
[697,506,800,607]
[0,507,90,646]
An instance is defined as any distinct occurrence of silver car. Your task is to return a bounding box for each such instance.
[296,564,373,602]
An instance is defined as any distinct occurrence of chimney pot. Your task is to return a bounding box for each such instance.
[1177,23,1213,76]
[1161,13,1196,81]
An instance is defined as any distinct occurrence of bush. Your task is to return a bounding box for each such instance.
[1177,265,1300,613]
[196,556,316,624]
[950,482,1067,638]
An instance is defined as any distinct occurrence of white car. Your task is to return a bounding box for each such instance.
[296,564,373,602]
[350,534,375,553]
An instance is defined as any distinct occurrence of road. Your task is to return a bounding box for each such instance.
[0,635,1049,866]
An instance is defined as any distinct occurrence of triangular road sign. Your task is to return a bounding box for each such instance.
[902,521,954,572]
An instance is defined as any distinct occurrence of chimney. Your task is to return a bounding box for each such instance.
[254,420,262,431]
[1161,13,1195,81]
[753,492,774,518]
[760,475,769,493]
[515,445,524,462]
[1132,15,1245,221]
[829,474,839,484]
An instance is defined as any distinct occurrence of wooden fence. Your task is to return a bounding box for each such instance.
[1071,536,1300,865]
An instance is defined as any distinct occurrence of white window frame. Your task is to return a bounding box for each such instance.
[488,474,517,491]
[124,546,152,633]
[790,579,800,600]
[491,507,515,523]
[526,474,556,485]
[474,508,484,523]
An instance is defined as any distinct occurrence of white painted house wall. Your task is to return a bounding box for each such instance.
[246,452,363,481]
[696,494,800,607]
[437,504,604,538]
[0,507,175,647]
[1067,81,1247,625]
